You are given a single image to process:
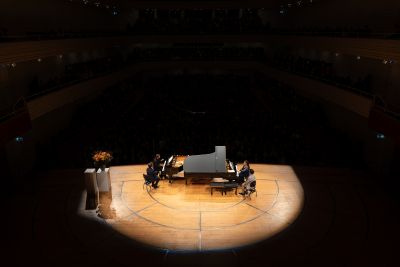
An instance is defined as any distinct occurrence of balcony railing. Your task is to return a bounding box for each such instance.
[1,30,399,44]
[1,56,399,127]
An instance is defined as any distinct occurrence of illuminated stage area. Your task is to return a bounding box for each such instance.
[99,164,304,251]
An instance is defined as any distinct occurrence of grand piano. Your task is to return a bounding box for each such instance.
[184,146,238,184]
[162,146,238,184]
[161,155,187,183]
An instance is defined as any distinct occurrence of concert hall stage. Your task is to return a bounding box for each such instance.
[92,164,304,251]
[8,163,399,266]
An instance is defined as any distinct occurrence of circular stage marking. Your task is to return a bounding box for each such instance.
[104,164,304,251]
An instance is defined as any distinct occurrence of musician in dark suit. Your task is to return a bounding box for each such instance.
[237,160,250,184]
[153,154,164,172]
[146,162,160,188]
[153,153,165,179]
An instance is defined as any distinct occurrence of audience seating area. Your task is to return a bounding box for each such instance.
[36,73,363,171]
[24,46,264,100]
[1,8,398,41]
[270,54,373,95]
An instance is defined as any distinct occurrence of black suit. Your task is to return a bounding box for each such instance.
[153,158,163,172]
[146,167,160,187]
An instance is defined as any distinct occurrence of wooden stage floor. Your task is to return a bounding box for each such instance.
[6,163,400,266]
[95,164,304,251]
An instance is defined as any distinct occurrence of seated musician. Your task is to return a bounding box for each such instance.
[237,160,250,184]
[146,162,160,189]
[239,169,256,196]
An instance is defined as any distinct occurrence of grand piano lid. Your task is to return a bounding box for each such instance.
[183,146,227,173]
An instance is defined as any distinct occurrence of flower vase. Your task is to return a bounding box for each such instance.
[100,164,106,171]
[94,162,106,172]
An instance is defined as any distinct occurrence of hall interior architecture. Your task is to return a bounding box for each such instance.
[1,0,400,266]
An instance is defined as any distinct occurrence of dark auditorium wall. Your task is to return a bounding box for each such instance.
[1,57,65,108]
[279,0,400,33]
[273,44,400,108]
[388,63,400,108]
[321,100,395,174]
[3,67,143,176]
[260,66,395,173]
[0,64,9,106]
[0,49,107,110]
[4,94,89,177]
[0,0,123,36]
[0,144,9,177]
[4,130,36,178]
[328,53,400,111]
[311,49,399,106]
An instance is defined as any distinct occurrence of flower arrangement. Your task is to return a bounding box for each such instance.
[92,151,113,170]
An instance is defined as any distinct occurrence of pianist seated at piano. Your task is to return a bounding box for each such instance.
[237,160,250,184]
[153,154,164,173]
[146,162,160,189]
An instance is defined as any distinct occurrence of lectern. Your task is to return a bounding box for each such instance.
[84,168,99,209]
[96,168,111,193]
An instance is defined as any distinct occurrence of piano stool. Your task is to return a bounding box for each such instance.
[210,182,238,196]
[243,181,257,199]
[142,174,153,191]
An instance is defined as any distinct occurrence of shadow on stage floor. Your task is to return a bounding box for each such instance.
[3,165,400,267]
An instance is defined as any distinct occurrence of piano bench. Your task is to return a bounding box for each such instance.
[210,182,238,196]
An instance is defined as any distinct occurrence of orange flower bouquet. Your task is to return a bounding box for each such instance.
[92,151,113,171]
